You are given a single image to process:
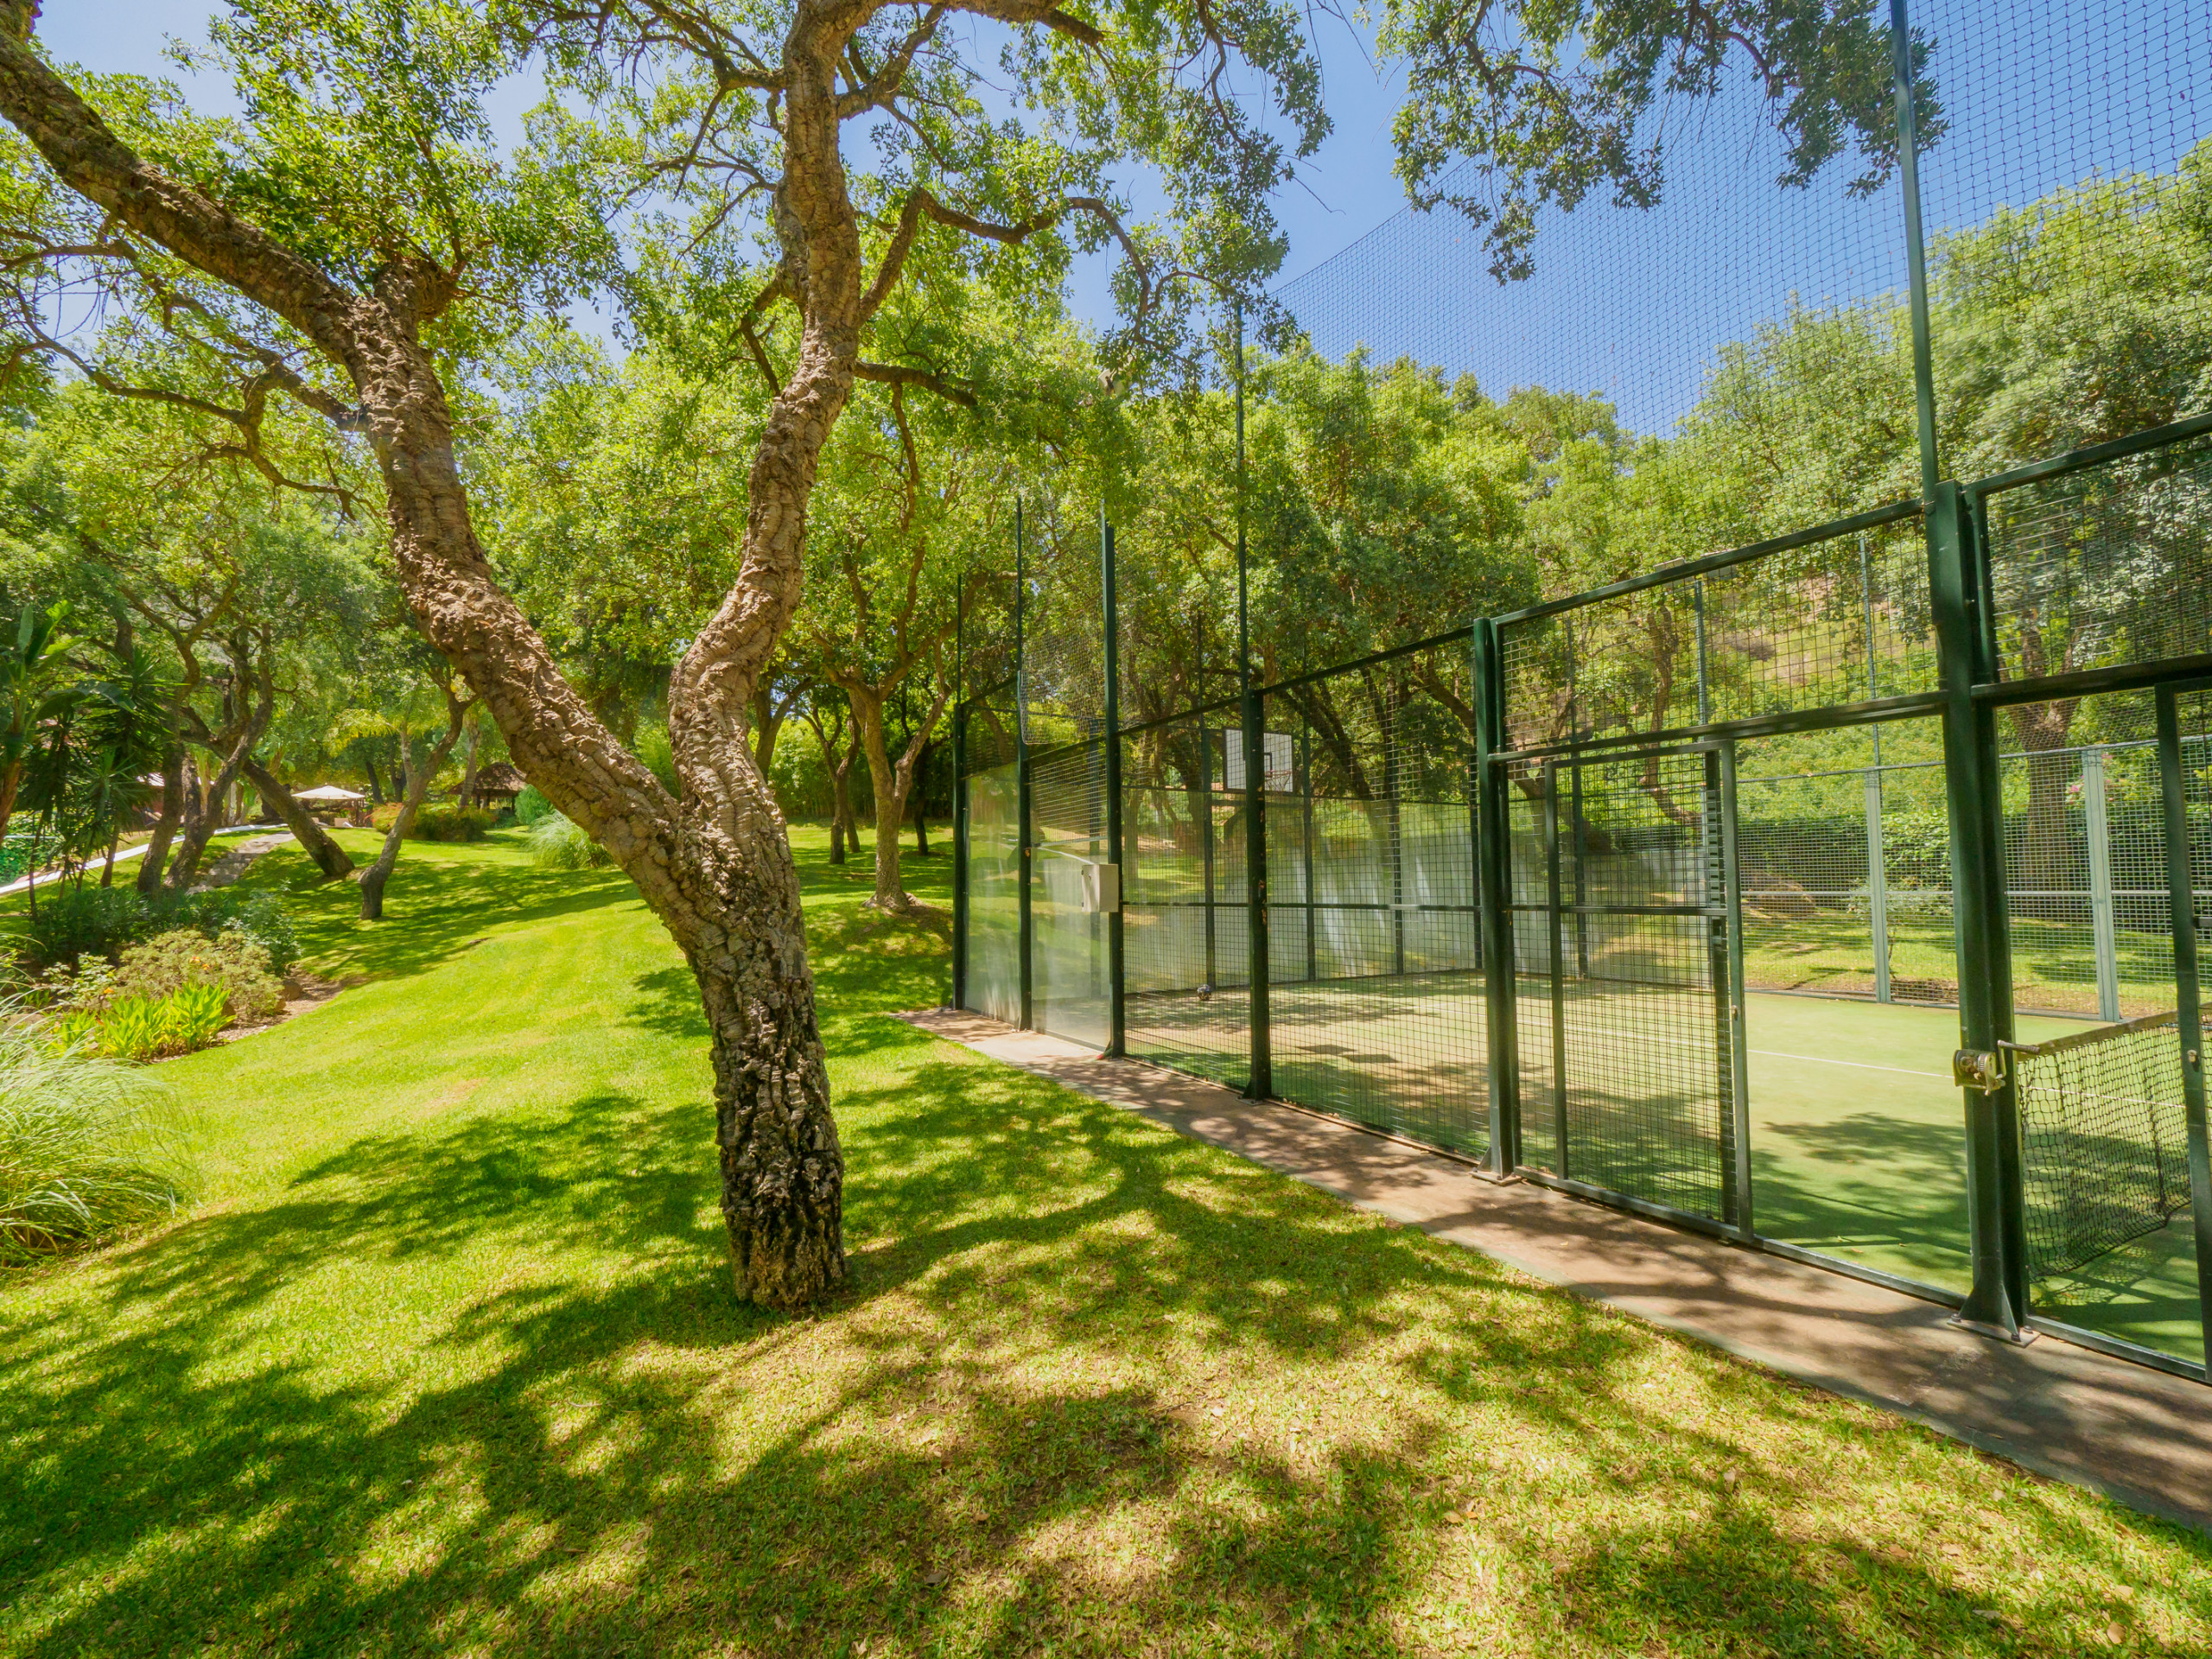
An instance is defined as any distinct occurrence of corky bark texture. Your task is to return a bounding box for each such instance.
[0,5,852,1306]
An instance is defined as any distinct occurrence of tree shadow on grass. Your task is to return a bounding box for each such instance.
[5,845,2207,1655]
[237,836,640,987]
[5,1057,2201,1657]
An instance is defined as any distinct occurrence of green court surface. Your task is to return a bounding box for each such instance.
[1087,974,2205,1369]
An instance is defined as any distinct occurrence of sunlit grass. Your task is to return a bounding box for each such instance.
[0,823,2202,1656]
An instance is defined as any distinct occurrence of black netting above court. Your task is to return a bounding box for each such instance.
[1916,0,2212,474]
[1019,497,1108,751]
[1271,15,1918,547]
[1982,431,2212,691]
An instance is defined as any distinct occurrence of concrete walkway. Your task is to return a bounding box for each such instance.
[901,1007,2212,1535]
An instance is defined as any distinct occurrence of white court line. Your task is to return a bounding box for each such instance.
[1747,1050,1949,1080]
[1629,1027,1949,1079]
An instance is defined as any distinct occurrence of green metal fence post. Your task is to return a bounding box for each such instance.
[951,700,969,1010]
[1302,723,1318,982]
[1544,758,1570,1179]
[1015,499,1034,1032]
[1198,706,1217,989]
[1243,680,1271,1097]
[2153,687,2212,1372]
[1865,768,1891,1003]
[1234,302,1270,1098]
[1717,741,1754,1240]
[1929,481,2027,1338]
[1103,516,1126,1058]
[1473,618,1521,1176]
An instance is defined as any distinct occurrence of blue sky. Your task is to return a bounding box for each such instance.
[41,3,2212,435]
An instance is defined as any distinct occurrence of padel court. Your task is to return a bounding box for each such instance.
[955,421,2212,1386]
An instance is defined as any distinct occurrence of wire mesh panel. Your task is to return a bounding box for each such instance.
[1497,514,1930,755]
[1984,434,2212,693]
[1118,709,1249,1087]
[1271,7,1916,547]
[1506,747,1734,1222]
[963,760,1021,1026]
[1261,648,1487,1157]
[2010,1014,2190,1281]
[1029,741,1110,1051]
[2016,684,2209,1367]
[1020,499,1107,753]
[2000,694,2177,1020]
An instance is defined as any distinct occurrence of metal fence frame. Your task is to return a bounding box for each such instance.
[944,0,2212,1384]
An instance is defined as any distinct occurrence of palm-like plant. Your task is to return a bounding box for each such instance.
[0,601,82,846]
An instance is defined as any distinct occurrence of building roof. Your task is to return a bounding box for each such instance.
[474,762,529,793]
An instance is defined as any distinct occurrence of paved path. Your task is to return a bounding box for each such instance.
[901,1007,2212,1535]
[0,823,289,899]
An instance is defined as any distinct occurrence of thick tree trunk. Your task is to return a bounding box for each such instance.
[911,735,931,855]
[458,718,480,807]
[137,745,182,895]
[167,696,271,893]
[0,758,21,847]
[243,757,356,880]
[843,677,950,911]
[0,15,849,1306]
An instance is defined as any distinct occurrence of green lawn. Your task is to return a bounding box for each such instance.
[3,825,2209,1656]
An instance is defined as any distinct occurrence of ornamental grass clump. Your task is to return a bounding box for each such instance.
[528,811,613,871]
[0,1004,192,1266]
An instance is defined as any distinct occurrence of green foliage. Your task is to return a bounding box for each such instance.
[22,886,153,968]
[0,824,54,884]
[512,784,554,826]
[69,985,232,1063]
[112,930,284,1024]
[23,883,299,977]
[0,1005,188,1265]
[527,811,612,871]
[631,724,677,796]
[407,804,496,843]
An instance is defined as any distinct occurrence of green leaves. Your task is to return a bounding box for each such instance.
[1381,0,1938,282]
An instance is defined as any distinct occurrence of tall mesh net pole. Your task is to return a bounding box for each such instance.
[1103,512,1126,1057]
[1015,499,1034,1032]
[1474,618,1521,1175]
[1236,302,1271,1099]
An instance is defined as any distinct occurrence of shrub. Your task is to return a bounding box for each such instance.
[514,783,554,826]
[529,811,613,871]
[174,888,300,977]
[409,804,497,842]
[370,802,403,832]
[0,1007,191,1266]
[24,886,154,968]
[22,884,299,976]
[112,929,284,1023]
[73,985,230,1063]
